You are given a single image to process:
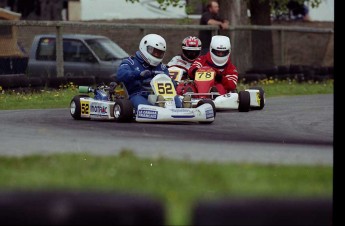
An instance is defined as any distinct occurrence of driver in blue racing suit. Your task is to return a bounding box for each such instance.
[117,33,181,110]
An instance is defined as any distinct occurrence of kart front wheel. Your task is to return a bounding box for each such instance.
[70,95,89,120]
[113,99,134,122]
[238,91,250,112]
[197,99,216,124]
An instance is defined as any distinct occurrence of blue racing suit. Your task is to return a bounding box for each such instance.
[117,51,181,110]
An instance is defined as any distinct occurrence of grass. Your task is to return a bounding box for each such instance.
[0,85,77,110]
[0,152,332,225]
[0,79,334,110]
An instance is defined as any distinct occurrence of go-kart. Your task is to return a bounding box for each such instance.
[70,73,216,123]
[175,66,265,112]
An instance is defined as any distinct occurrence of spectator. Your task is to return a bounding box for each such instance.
[199,0,229,55]
[287,0,311,21]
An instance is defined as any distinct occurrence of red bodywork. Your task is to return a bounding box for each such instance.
[176,66,221,99]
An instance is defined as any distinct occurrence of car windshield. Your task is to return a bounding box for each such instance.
[86,38,129,61]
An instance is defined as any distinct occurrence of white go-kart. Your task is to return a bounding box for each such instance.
[70,73,216,123]
[170,66,265,112]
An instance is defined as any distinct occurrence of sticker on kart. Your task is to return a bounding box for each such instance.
[195,70,215,82]
[80,100,90,116]
[170,108,195,118]
[137,109,158,119]
[90,102,109,117]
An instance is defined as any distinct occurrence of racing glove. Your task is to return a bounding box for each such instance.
[215,73,223,83]
[135,70,152,79]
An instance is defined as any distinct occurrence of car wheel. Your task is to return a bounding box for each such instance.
[70,95,89,120]
[238,91,250,112]
[113,99,134,122]
[249,86,265,110]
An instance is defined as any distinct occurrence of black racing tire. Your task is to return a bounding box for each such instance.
[248,86,265,110]
[238,91,250,112]
[113,99,134,122]
[197,99,216,124]
[70,95,90,120]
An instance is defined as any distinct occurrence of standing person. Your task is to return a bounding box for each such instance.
[199,0,229,55]
[167,36,202,74]
[287,0,311,21]
[117,33,179,110]
[188,35,238,95]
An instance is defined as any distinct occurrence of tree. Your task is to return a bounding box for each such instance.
[249,0,274,69]
[218,0,251,72]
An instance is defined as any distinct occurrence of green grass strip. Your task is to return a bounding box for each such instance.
[0,152,333,225]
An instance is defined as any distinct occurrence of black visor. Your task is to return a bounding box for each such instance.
[183,49,201,61]
[147,46,165,59]
[211,49,230,57]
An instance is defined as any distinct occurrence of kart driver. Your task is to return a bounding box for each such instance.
[167,36,202,74]
[188,35,238,94]
[117,33,182,110]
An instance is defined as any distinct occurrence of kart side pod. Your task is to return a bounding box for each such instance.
[135,103,215,123]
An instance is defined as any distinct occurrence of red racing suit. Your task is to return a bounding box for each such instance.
[188,52,238,94]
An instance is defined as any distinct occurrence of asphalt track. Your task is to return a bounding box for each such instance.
[0,94,333,165]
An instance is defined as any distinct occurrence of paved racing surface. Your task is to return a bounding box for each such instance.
[0,94,333,165]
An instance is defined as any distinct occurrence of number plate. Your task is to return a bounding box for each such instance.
[195,71,215,81]
[169,69,183,82]
[80,101,90,116]
[154,81,176,98]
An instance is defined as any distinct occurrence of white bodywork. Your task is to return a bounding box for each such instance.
[76,97,214,123]
[136,103,214,122]
[78,97,116,120]
[184,89,264,110]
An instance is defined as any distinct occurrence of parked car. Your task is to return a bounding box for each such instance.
[27,34,129,81]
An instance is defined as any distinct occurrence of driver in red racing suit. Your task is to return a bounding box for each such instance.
[188,35,238,95]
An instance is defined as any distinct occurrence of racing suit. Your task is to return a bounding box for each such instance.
[167,55,193,73]
[117,51,180,110]
[188,52,238,94]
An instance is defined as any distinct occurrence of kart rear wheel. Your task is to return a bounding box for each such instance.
[238,91,250,112]
[113,99,134,122]
[249,86,265,110]
[197,99,216,124]
[70,95,90,120]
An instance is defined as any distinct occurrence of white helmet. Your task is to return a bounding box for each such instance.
[139,34,166,66]
[210,35,231,66]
